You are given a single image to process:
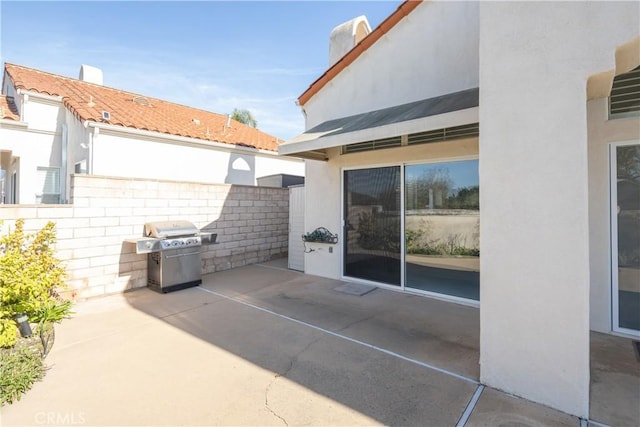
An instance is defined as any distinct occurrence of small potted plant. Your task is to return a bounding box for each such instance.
[302,227,338,244]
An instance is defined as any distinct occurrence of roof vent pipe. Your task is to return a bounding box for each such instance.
[226,114,232,128]
[79,64,103,85]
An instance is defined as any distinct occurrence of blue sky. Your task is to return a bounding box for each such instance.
[0,1,402,140]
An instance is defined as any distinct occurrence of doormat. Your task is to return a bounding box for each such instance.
[333,283,377,296]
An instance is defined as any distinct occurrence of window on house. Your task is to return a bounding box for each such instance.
[35,167,60,204]
[610,65,640,118]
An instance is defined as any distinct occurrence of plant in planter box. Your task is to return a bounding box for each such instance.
[302,227,338,244]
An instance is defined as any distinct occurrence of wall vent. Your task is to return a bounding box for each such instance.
[610,65,640,118]
[340,123,479,155]
[408,123,479,145]
[133,96,151,107]
[342,136,402,154]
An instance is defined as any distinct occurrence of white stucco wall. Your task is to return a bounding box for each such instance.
[303,1,479,128]
[64,108,91,197]
[1,86,303,202]
[254,154,305,183]
[91,129,303,186]
[587,98,640,333]
[304,138,478,280]
[23,96,63,132]
[479,1,639,417]
[0,95,63,204]
[0,125,61,204]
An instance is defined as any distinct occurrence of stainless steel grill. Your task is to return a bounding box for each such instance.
[129,220,204,293]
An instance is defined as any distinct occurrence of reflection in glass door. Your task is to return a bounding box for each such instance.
[405,160,480,300]
[612,143,640,334]
[344,167,401,286]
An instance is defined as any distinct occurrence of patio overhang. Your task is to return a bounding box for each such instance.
[279,87,479,161]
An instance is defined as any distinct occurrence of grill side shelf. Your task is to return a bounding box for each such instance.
[124,237,162,254]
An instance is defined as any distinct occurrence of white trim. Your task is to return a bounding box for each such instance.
[403,286,481,308]
[400,162,406,289]
[610,141,619,333]
[86,121,302,160]
[404,153,479,167]
[0,119,27,128]
[610,140,640,337]
[340,170,345,277]
[342,164,403,287]
[16,89,63,102]
[340,274,480,308]
[0,119,60,135]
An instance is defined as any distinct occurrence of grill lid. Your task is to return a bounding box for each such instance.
[144,220,199,239]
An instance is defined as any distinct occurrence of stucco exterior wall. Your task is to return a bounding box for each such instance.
[90,129,303,186]
[479,1,639,417]
[587,98,640,333]
[303,1,479,128]
[64,109,91,194]
[0,121,61,204]
[304,138,478,279]
[1,88,303,203]
[23,96,63,132]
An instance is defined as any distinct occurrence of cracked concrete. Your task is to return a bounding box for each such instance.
[4,261,624,426]
[264,338,320,427]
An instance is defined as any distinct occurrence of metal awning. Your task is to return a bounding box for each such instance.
[279,88,479,160]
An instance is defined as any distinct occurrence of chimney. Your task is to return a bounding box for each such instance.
[329,15,371,66]
[79,64,103,85]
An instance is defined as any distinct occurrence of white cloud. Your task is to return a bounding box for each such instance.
[1,30,310,140]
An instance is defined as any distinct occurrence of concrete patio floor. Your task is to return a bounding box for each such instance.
[2,260,638,426]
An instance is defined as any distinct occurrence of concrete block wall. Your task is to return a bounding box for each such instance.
[0,175,289,300]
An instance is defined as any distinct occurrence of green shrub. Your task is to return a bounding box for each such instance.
[0,342,45,405]
[0,219,71,348]
[0,318,18,349]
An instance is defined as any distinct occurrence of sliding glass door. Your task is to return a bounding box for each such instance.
[343,160,480,301]
[612,143,640,335]
[405,161,480,300]
[344,167,401,286]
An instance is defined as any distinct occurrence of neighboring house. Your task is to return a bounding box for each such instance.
[279,0,639,419]
[0,63,304,204]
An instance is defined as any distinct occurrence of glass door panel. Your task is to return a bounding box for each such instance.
[404,160,480,300]
[344,167,401,286]
[614,144,640,333]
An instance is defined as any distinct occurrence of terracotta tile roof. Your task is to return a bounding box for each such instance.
[298,0,422,106]
[3,63,281,151]
[0,95,20,121]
